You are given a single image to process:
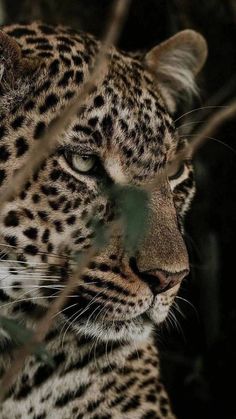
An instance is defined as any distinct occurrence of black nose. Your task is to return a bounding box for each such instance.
[129,257,189,296]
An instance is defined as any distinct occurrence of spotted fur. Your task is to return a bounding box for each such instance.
[0,22,207,418]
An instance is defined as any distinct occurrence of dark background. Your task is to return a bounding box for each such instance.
[2,1,236,418]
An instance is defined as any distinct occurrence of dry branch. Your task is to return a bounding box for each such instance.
[0,0,131,401]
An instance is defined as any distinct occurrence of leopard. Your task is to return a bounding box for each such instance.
[0,21,207,419]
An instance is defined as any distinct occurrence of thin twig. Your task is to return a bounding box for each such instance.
[188,99,236,155]
[0,246,97,401]
[167,99,236,176]
[0,0,131,211]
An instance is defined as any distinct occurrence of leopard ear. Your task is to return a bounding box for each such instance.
[0,30,41,110]
[0,30,40,84]
[0,30,22,86]
[144,30,208,111]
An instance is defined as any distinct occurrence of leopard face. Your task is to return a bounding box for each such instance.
[0,23,207,342]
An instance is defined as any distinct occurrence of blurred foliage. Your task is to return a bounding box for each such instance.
[0,316,55,367]
[106,184,149,254]
[1,1,236,418]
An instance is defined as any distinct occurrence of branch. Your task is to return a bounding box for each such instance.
[0,0,131,400]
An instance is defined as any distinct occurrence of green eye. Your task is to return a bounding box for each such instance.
[69,154,97,174]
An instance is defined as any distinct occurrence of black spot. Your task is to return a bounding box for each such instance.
[73,124,92,135]
[24,244,38,255]
[34,121,46,140]
[122,146,133,158]
[4,211,19,227]
[37,51,53,58]
[33,354,65,387]
[87,398,104,413]
[94,95,104,108]
[58,70,74,87]
[49,59,60,76]
[42,229,50,243]
[15,383,31,399]
[66,215,76,225]
[26,36,48,44]
[50,169,61,181]
[35,80,52,95]
[4,235,17,247]
[146,393,157,403]
[23,227,38,240]
[0,289,10,301]
[48,200,60,210]
[75,71,84,85]
[53,220,63,232]
[121,395,141,412]
[39,24,56,35]
[33,413,46,419]
[24,208,34,220]
[101,114,113,136]
[47,243,54,253]
[24,100,35,112]
[15,137,29,157]
[41,185,57,196]
[72,55,82,66]
[92,130,102,146]
[88,117,98,127]
[0,145,10,162]
[141,411,160,419]
[36,44,53,51]
[38,211,48,220]
[58,44,71,53]
[8,28,36,37]
[57,36,75,46]
[39,94,59,114]
[0,125,6,140]
[99,263,110,272]
[0,169,6,186]
[32,194,40,203]
[60,55,71,67]
[15,187,23,201]
[55,384,89,407]
[11,116,25,130]
[64,90,75,100]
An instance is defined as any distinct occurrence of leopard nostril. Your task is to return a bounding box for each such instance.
[129,257,189,296]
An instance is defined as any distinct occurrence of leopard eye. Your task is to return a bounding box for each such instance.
[68,154,97,174]
[168,162,185,180]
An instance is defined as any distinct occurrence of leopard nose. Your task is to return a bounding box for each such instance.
[129,257,189,296]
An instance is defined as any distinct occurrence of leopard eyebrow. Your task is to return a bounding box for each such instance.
[57,144,97,155]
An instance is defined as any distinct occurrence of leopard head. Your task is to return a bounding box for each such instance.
[0,23,207,342]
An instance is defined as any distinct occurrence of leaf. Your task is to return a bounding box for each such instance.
[0,316,32,345]
[0,316,54,367]
[106,184,150,255]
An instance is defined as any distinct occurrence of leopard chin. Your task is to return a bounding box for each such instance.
[72,316,152,342]
[70,306,172,342]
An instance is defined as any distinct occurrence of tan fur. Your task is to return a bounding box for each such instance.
[0,22,207,418]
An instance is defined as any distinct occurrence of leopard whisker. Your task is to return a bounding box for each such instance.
[60,286,109,346]
[180,134,236,155]
[174,105,227,123]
